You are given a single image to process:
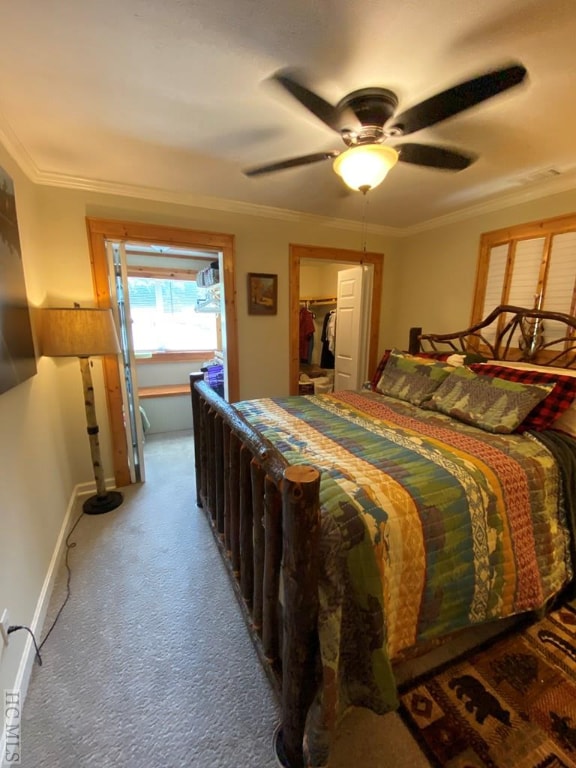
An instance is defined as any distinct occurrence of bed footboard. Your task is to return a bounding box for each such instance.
[190,374,321,768]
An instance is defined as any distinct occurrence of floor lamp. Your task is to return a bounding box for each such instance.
[41,306,124,514]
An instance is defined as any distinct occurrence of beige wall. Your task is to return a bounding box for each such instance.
[388,187,576,351]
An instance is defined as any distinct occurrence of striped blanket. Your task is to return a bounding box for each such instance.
[235,390,574,765]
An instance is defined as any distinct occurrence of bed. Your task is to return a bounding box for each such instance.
[189,305,576,768]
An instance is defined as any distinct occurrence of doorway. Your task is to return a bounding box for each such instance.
[86,218,238,488]
[289,244,384,395]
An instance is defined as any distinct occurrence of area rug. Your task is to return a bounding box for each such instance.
[399,600,576,768]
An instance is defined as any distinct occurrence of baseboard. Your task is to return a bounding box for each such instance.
[0,483,85,767]
[75,476,118,498]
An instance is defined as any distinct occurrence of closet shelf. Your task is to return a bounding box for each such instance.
[196,283,222,313]
[300,296,337,306]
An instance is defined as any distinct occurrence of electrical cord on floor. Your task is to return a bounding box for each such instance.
[6,511,85,669]
[7,626,43,666]
[37,510,85,653]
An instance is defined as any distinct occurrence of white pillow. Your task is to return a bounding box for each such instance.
[446,353,466,367]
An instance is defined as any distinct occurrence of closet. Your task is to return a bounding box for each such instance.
[299,259,372,394]
[289,244,383,397]
[298,297,337,393]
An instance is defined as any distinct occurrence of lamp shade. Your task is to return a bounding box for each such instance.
[333,144,399,192]
[40,307,121,357]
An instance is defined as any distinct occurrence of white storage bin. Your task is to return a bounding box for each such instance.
[314,376,333,395]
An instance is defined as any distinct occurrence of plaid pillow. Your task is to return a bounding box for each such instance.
[468,363,576,431]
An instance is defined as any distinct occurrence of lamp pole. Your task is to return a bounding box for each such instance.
[79,355,123,514]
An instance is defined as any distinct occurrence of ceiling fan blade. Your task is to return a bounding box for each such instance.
[273,70,344,132]
[389,64,527,135]
[243,151,339,177]
[397,143,475,170]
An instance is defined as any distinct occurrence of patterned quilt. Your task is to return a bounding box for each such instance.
[235,391,574,766]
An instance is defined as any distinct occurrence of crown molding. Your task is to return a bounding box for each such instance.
[34,168,400,238]
[398,170,576,237]
[36,165,576,240]
[4,125,575,240]
[0,111,39,180]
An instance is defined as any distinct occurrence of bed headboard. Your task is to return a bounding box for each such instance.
[409,305,576,368]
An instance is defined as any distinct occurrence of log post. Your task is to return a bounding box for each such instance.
[205,404,216,520]
[251,460,265,633]
[239,445,254,605]
[408,326,422,355]
[262,476,282,662]
[229,432,241,571]
[214,413,225,534]
[279,465,321,768]
[222,422,231,549]
[189,373,205,506]
[199,400,212,507]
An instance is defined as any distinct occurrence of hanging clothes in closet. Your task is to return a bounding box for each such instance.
[320,309,336,368]
[299,305,316,363]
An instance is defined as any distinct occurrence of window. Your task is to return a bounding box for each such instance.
[127,275,219,354]
[472,212,576,350]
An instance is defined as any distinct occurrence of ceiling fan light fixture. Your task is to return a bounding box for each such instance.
[333,144,399,192]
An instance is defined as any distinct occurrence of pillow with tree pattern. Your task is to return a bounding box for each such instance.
[423,366,554,433]
[376,350,454,406]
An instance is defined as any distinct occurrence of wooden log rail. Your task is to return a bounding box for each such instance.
[190,374,321,768]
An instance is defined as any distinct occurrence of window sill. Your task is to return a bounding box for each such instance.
[139,384,190,399]
[135,351,215,364]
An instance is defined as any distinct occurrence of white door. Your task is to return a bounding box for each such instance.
[334,265,372,391]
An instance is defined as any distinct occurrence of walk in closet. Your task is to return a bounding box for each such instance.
[299,258,372,394]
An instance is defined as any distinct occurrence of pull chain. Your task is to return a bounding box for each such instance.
[360,191,369,256]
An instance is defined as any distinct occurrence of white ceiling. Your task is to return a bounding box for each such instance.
[2,0,576,231]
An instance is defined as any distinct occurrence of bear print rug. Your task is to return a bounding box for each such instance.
[399,599,576,767]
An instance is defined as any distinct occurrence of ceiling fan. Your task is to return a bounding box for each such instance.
[243,64,527,192]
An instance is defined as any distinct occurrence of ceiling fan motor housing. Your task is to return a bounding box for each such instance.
[337,88,399,144]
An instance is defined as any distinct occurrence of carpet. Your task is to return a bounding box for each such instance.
[399,600,576,768]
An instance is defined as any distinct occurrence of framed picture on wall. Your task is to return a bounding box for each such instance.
[0,165,37,394]
[247,272,277,315]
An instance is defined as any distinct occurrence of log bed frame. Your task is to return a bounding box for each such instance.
[189,305,576,768]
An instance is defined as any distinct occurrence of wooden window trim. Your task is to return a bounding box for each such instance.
[472,211,576,327]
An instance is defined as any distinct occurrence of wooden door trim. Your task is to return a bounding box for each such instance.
[289,244,384,396]
[86,217,238,487]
